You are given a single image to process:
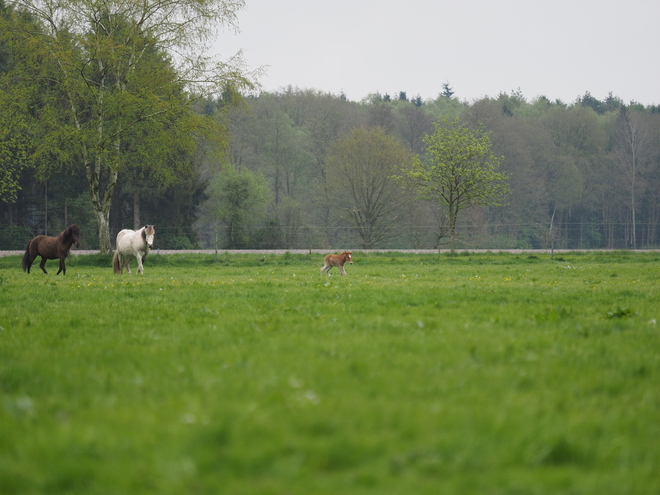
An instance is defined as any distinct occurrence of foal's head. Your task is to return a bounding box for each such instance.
[344,251,353,264]
[143,225,156,249]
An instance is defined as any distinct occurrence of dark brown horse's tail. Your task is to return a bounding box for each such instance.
[21,241,32,273]
[112,251,121,274]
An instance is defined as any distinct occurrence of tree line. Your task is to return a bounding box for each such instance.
[2,0,660,251]
[196,88,660,251]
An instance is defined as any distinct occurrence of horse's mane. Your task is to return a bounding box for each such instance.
[58,224,80,243]
[141,225,155,238]
[138,225,155,243]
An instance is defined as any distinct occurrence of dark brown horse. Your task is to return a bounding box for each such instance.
[22,225,81,275]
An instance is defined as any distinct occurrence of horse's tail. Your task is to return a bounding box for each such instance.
[21,241,32,273]
[112,251,122,274]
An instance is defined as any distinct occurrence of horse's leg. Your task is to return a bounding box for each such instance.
[23,244,36,273]
[117,253,125,274]
[39,256,48,274]
[126,256,132,274]
[28,254,35,273]
[57,257,65,275]
[137,253,144,274]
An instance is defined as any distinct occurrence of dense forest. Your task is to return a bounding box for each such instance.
[197,88,660,251]
[2,1,660,251]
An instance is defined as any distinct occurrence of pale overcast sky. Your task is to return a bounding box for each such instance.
[214,0,659,105]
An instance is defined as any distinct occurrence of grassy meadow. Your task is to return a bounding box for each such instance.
[1,251,659,494]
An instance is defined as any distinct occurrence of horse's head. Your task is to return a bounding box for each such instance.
[144,225,156,249]
[69,224,81,248]
[345,251,353,264]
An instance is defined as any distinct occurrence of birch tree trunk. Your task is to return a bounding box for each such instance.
[613,108,650,250]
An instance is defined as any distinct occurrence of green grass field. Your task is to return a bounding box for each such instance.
[1,251,659,494]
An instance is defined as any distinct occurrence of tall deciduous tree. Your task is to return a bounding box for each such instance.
[395,103,433,154]
[10,0,255,252]
[201,167,271,248]
[0,2,51,205]
[324,127,415,248]
[612,107,652,249]
[258,102,313,204]
[397,118,509,253]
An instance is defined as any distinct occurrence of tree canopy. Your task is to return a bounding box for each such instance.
[199,166,271,249]
[397,118,510,253]
[324,127,415,248]
[4,0,256,252]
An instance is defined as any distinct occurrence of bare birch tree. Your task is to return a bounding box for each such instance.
[324,127,415,248]
[612,108,651,249]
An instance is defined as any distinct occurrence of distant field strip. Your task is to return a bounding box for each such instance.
[4,248,659,257]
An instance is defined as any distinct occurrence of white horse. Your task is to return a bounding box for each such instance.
[112,225,155,275]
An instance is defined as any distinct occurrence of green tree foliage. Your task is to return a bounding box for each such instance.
[0,2,49,203]
[611,108,654,249]
[223,89,362,247]
[213,90,660,250]
[395,104,434,153]
[411,94,424,107]
[259,104,313,204]
[118,98,215,232]
[441,81,454,98]
[397,118,510,253]
[201,167,272,249]
[324,127,415,248]
[461,98,542,247]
